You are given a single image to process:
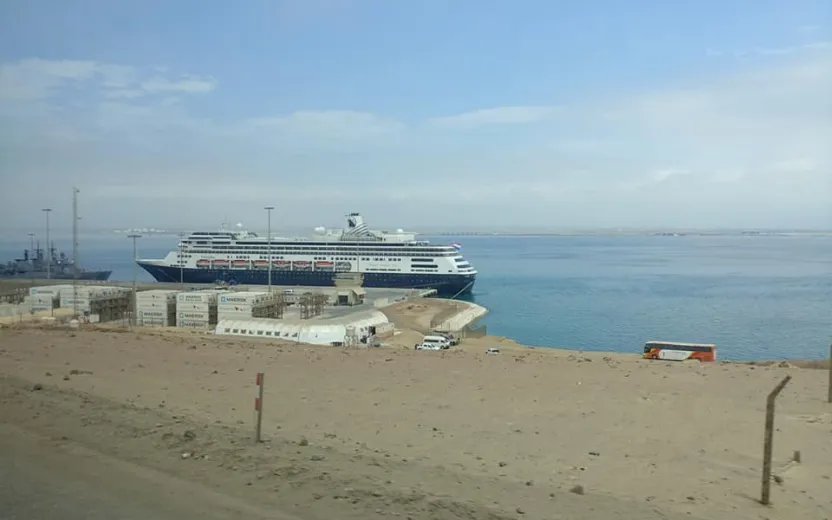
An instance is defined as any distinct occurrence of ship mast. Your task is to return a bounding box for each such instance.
[72,187,79,319]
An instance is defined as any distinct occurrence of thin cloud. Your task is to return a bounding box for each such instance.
[0,58,215,101]
[245,110,405,142]
[427,105,563,128]
[140,75,217,94]
[706,40,830,58]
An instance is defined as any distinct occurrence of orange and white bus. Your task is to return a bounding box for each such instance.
[642,341,717,362]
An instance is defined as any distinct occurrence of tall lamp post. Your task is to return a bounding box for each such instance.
[27,232,35,286]
[41,208,52,279]
[264,206,274,292]
[178,232,185,290]
[128,234,142,326]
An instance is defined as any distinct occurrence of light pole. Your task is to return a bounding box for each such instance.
[27,232,35,285]
[71,187,80,320]
[264,206,274,292]
[41,208,52,279]
[128,234,141,326]
[178,232,185,290]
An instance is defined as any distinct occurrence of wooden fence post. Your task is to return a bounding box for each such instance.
[254,372,265,443]
[761,375,791,505]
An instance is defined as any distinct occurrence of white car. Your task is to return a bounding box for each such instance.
[485,347,500,355]
[414,343,442,351]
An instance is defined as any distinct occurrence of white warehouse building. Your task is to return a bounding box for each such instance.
[214,310,390,346]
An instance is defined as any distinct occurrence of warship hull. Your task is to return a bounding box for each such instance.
[0,270,112,281]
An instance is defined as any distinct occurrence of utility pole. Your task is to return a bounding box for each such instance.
[128,234,142,326]
[264,206,274,292]
[72,188,79,319]
[41,208,52,279]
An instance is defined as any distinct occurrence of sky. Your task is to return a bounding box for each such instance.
[0,0,830,233]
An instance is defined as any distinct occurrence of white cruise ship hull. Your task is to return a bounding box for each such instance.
[137,261,476,296]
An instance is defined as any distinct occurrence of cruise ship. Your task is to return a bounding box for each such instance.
[136,213,477,296]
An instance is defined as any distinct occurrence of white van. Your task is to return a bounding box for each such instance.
[421,335,451,349]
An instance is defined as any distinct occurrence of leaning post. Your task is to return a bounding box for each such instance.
[760,375,792,506]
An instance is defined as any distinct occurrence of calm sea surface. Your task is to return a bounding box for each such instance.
[2,233,830,361]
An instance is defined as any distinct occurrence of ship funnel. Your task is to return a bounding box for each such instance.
[347,213,364,229]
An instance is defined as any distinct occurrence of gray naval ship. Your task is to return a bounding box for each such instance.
[1,244,111,281]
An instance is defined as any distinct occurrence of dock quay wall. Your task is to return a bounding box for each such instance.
[432,302,489,332]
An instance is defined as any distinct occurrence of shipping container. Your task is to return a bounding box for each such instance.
[24,295,57,306]
[218,292,274,305]
[176,319,214,329]
[137,309,170,317]
[136,301,172,309]
[177,310,215,319]
[177,291,222,303]
[137,289,179,301]
[177,302,215,312]
[138,315,175,326]
[29,285,74,297]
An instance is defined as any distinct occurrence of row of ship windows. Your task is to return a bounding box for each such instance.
[178,254,442,263]
[182,247,456,256]
[176,253,445,269]
[364,268,441,272]
[188,241,444,251]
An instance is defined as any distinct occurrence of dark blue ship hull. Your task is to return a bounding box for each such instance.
[137,262,476,297]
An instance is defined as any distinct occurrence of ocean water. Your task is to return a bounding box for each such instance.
[1,233,829,361]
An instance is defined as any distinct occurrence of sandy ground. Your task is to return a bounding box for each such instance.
[1,319,830,520]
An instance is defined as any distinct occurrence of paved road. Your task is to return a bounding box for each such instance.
[0,424,303,520]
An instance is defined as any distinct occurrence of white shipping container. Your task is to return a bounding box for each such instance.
[177,311,214,320]
[60,298,91,306]
[136,318,176,327]
[24,294,52,303]
[218,305,272,315]
[137,303,174,311]
[137,309,172,318]
[137,290,178,301]
[30,285,73,296]
[218,308,256,316]
[177,292,219,303]
[136,298,175,305]
[218,303,270,310]
[24,295,56,305]
[176,302,215,312]
[218,292,273,305]
[176,319,214,328]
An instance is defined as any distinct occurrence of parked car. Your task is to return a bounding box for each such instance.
[421,335,451,349]
[430,331,460,346]
[485,347,500,355]
[415,343,442,351]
